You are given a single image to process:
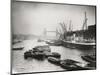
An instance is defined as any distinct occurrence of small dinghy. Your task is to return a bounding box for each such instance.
[51,52,61,58]
[60,59,95,70]
[60,59,82,70]
[81,55,96,63]
[48,57,60,65]
[12,47,24,50]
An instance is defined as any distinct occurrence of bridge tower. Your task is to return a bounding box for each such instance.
[43,28,57,39]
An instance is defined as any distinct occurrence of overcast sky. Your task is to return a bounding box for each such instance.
[12,1,96,35]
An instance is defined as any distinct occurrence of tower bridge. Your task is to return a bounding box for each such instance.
[43,28,60,39]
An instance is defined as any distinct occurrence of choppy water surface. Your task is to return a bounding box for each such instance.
[12,39,95,74]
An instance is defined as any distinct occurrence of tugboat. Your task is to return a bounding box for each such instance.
[45,40,62,46]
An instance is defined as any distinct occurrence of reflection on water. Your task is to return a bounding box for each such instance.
[12,39,95,74]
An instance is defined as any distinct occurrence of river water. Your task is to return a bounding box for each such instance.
[12,39,95,74]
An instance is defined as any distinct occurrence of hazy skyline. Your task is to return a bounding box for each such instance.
[12,1,96,36]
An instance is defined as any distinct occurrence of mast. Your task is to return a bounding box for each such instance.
[69,20,73,32]
[81,12,88,40]
[82,12,88,30]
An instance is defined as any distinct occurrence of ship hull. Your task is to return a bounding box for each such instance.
[62,40,96,50]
